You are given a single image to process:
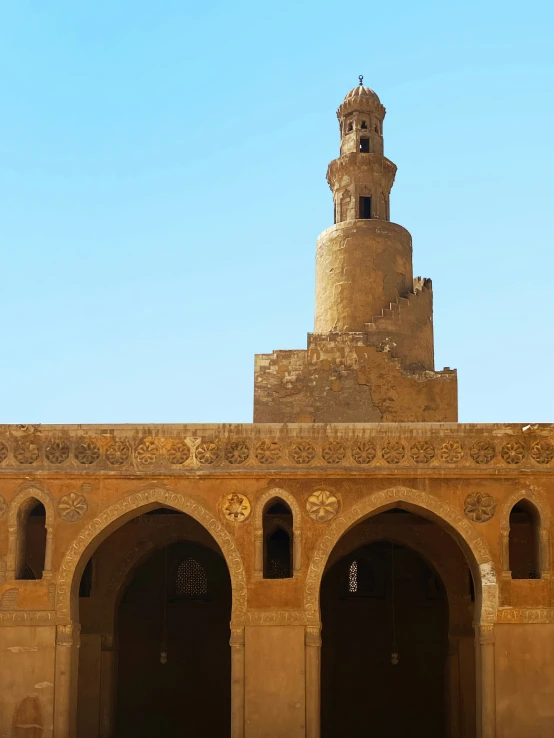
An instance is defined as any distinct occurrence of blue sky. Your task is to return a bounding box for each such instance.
[1,0,553,424]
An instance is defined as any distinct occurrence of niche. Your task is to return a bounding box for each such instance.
[509,500,540,579]
[263,500,293,579]
[16,499,46,580]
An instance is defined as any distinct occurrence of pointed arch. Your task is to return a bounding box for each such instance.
[7,484,54,580]
[254,487,302,574]
[501,488,550,578]
[304,486,497,625]
[55,484,247,625]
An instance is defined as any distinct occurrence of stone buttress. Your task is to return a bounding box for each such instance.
[254,80,457,422]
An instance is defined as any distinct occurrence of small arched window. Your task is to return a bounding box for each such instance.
[347,120,353,132]
[263,499,293,579]
[175,557,208,599]
[361,120,368,130]
[509,501,541,579]
[16,499,46,580]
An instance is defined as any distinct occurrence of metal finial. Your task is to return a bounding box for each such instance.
[358,75,364,86]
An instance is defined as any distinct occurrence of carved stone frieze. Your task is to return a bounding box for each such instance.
[497,607,554,624]
[0,427,551,472]
[245,610,306,626]
[0,610,55,626]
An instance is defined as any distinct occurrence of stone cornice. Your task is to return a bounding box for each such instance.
[0,424,552,475]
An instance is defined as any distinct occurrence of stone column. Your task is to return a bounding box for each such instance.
[305,625,321,738]
[54,623,80,738]
[254,531,263,574]
[230,627,245,738]
[98,634,116,738]
[293,529,302,573]
[447,635,461,738]
[540,528,551,577]
[500,530,510,577]
[477,624,496,738]
[43,526,53,578]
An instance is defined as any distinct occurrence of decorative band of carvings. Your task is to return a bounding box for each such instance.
[496,608,554,624]
[0,610,55,625]
[245,610,307,626]
[0,434,552,472]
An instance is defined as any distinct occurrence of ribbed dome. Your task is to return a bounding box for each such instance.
[343,84,380,104]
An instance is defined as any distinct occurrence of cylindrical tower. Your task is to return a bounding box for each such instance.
[314,78,413,333]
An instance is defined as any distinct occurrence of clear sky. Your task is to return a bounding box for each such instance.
[1,0,553,424]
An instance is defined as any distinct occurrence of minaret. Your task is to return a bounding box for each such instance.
[254,79,457,423]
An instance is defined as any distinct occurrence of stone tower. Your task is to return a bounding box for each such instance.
[254,79,458,423]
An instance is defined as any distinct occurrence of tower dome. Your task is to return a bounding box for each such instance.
[343,83,380,105]
[337,76,384,120]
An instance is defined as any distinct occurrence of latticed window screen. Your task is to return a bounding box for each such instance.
[175,557,208,598]
[348,560,358,593]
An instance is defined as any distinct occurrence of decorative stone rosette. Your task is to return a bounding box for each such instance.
[464,492,496,523]
[306,490,340,522]
[58,492,89,523]
[221,492,251,522]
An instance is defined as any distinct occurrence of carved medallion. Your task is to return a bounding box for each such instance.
[14,442,39,465]
[75,440,100,465]
[167,440,190,465]
[382,441,405,465]
[0,442,8,464]
[106,440,131,466]
[224,441,250,465]
[439,440,463,463]
[322,441,346,464]
[0,495,7,520]
[196,441,220,465]
[221,492,251,522]
[45,440,70,464]
[530,440,554,465]
[255,440,281,464]
[351,440,376,465]
[464,492,496,523]
[135,439,158,466]
[501,441,526,465]
[470,441,495,465]
[410,441,435,464]
[58,492,89,523]
[290,441,316,465]
[307,490,340,522]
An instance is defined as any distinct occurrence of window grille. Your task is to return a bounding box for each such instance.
[175,557,208,598]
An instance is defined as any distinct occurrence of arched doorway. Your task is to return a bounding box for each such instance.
[319,507,477,738]
[74,504,235,738]
[115,537,231,737]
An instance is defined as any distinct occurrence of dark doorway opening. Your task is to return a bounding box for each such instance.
[114,540,232,738]
[321,539,448,738]
[359,196,372,219]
